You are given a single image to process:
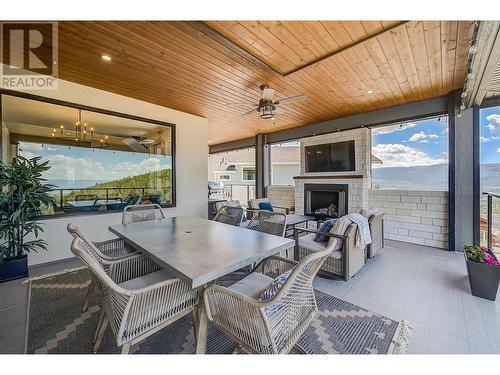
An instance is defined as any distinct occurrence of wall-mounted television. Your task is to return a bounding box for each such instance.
[305,140,355,173]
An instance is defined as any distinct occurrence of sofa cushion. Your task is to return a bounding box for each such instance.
[299,233,342,258]
[228,272,273,299]
[119,269,175,290]
[314,219,337,242]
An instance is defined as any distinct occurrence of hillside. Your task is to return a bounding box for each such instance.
[62,169,173,203]
[373,163,500,191]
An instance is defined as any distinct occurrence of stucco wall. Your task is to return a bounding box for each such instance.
[7,77,209,266]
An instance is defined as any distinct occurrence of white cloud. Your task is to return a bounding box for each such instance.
[372,143,448,168]
[37,154,168,182]
[497,148,500,153]
[372,122,416,135]
[409,132,428,142]
[409,131,439,143]
[441,128,449,134]
[42,154,106,180]
[486,114,500,134]
[480,136,491,143]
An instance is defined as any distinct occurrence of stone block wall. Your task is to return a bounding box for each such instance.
[369,189,449,249]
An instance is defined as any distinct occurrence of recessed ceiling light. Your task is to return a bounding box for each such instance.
[366,90,374,94]
[101,54,112,62]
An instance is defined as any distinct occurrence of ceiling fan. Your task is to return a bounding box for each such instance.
[227,85,307,119]
[122,136,157,152]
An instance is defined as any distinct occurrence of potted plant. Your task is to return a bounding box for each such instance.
[0,156,54,282]
[464,244,500,301]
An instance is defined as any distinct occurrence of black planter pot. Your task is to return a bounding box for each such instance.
[0,255,29,283]
[464,252,500,301]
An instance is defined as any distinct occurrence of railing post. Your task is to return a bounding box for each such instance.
[106,188,109,202]
[59,190,63,208]
[487,194,493,250]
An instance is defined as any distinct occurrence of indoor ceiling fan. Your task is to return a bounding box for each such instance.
[227,85,307,119]
[122,136,157,152]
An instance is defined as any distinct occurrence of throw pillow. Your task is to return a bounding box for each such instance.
[259,201,274,212]
[314,219,337,242]
[259,269,292,302]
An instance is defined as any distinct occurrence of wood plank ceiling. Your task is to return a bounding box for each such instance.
[53,21,476,145]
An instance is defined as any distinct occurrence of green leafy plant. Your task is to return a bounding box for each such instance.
[0,156,54,265]
[464,244,486,263]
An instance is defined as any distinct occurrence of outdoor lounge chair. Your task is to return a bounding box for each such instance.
[122,203,165,224]
[70,236,198,354]
[294,216,366,281]
[213,205,245,226]
[67,223,138,311]
[245,210,287,237]
[248,198,290,215]
[203,242,334,354]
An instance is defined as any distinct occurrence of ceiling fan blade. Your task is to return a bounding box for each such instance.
[274,107,285,114]
[262,88,275,100]
[276,94,307,105]
[225,102,258,107]
[242,108,257,116]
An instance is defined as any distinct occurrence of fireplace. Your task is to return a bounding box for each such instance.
[304,184,348,219]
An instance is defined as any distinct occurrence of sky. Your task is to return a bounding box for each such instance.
[19,142,172,185]
[371,116,449,168]
[479,105,500,164]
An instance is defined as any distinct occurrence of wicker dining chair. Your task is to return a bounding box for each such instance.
[213,205,245,226]
[67,223,138,311]
[245,210,287,237]
[122,203,165,224]
[70,236,198,354]
[203,243,334,354]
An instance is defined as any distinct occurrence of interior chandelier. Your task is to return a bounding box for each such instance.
[50,109,109,148]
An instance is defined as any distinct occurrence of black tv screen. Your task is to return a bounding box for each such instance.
[305,140,355,172]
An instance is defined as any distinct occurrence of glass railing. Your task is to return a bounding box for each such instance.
[39,186,173,216]
[481,192,500,257]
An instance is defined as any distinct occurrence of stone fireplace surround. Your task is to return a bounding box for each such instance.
[294,128,371,216]
[304,183,348,218]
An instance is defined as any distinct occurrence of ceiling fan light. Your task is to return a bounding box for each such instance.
[260,105,274,119]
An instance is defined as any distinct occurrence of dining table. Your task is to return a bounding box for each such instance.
[109,215,295,353]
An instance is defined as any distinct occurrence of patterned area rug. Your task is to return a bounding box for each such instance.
[25,268,412,354]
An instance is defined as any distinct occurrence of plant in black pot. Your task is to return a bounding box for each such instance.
[0,156,54,282]
[464,244,500,301]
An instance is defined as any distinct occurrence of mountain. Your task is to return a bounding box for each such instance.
[372,164,448,190]
[373,163,500,191]
[61,169,172,202]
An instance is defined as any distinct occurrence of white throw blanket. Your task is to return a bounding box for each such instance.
[345,213,372,248]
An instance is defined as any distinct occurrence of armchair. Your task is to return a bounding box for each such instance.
[203,243,333,354]
[294,217,366,281]
[67,223,138,311]
[70,237,198,354]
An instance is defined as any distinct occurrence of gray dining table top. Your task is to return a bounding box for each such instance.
[109,216,294,289]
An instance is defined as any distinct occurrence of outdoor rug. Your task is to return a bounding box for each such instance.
[25,267,412,354]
